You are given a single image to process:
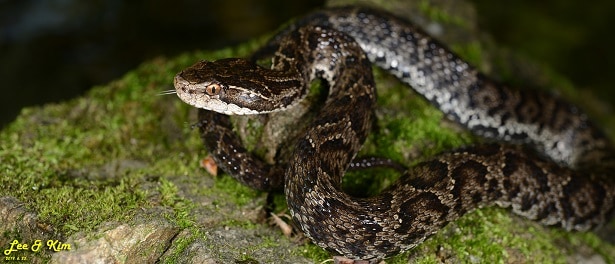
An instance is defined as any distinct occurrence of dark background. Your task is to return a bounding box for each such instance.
[1,0,614,128]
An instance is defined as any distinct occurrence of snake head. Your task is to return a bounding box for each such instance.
[174,58,304,115]
[174,59,271,115]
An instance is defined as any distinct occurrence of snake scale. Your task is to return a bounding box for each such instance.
[173,6,615,261]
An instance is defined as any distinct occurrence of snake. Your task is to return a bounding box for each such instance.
[173,6,615,261]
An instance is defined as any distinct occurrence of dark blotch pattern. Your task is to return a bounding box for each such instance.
[175,6,615,262]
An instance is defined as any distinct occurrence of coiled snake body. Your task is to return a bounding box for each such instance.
[174,6,615,261]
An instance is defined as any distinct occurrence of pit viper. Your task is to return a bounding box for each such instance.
[173,6,615,261]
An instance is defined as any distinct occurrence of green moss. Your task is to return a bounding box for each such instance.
[296,243,331,262]
[418,0,467,27]
[158,178,197,229]
[0,37,263,238]
[0,101,150,234]
[160,228,203,264]
[205,175,262,208]
[367,68,475,161]
[451,41,486,71]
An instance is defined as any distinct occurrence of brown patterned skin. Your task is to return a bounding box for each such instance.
[174,6,615,261]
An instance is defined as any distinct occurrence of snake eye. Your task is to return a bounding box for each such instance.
[205,83,222,96]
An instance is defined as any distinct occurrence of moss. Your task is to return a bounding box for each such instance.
[159,228,203,264]
[418,0,467,27]
[158,178,197,229]
[0,100,150,235]
[297,243,331,262]
[207,174,262,208]
[0,37,271,261]
[451,41,486,71]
